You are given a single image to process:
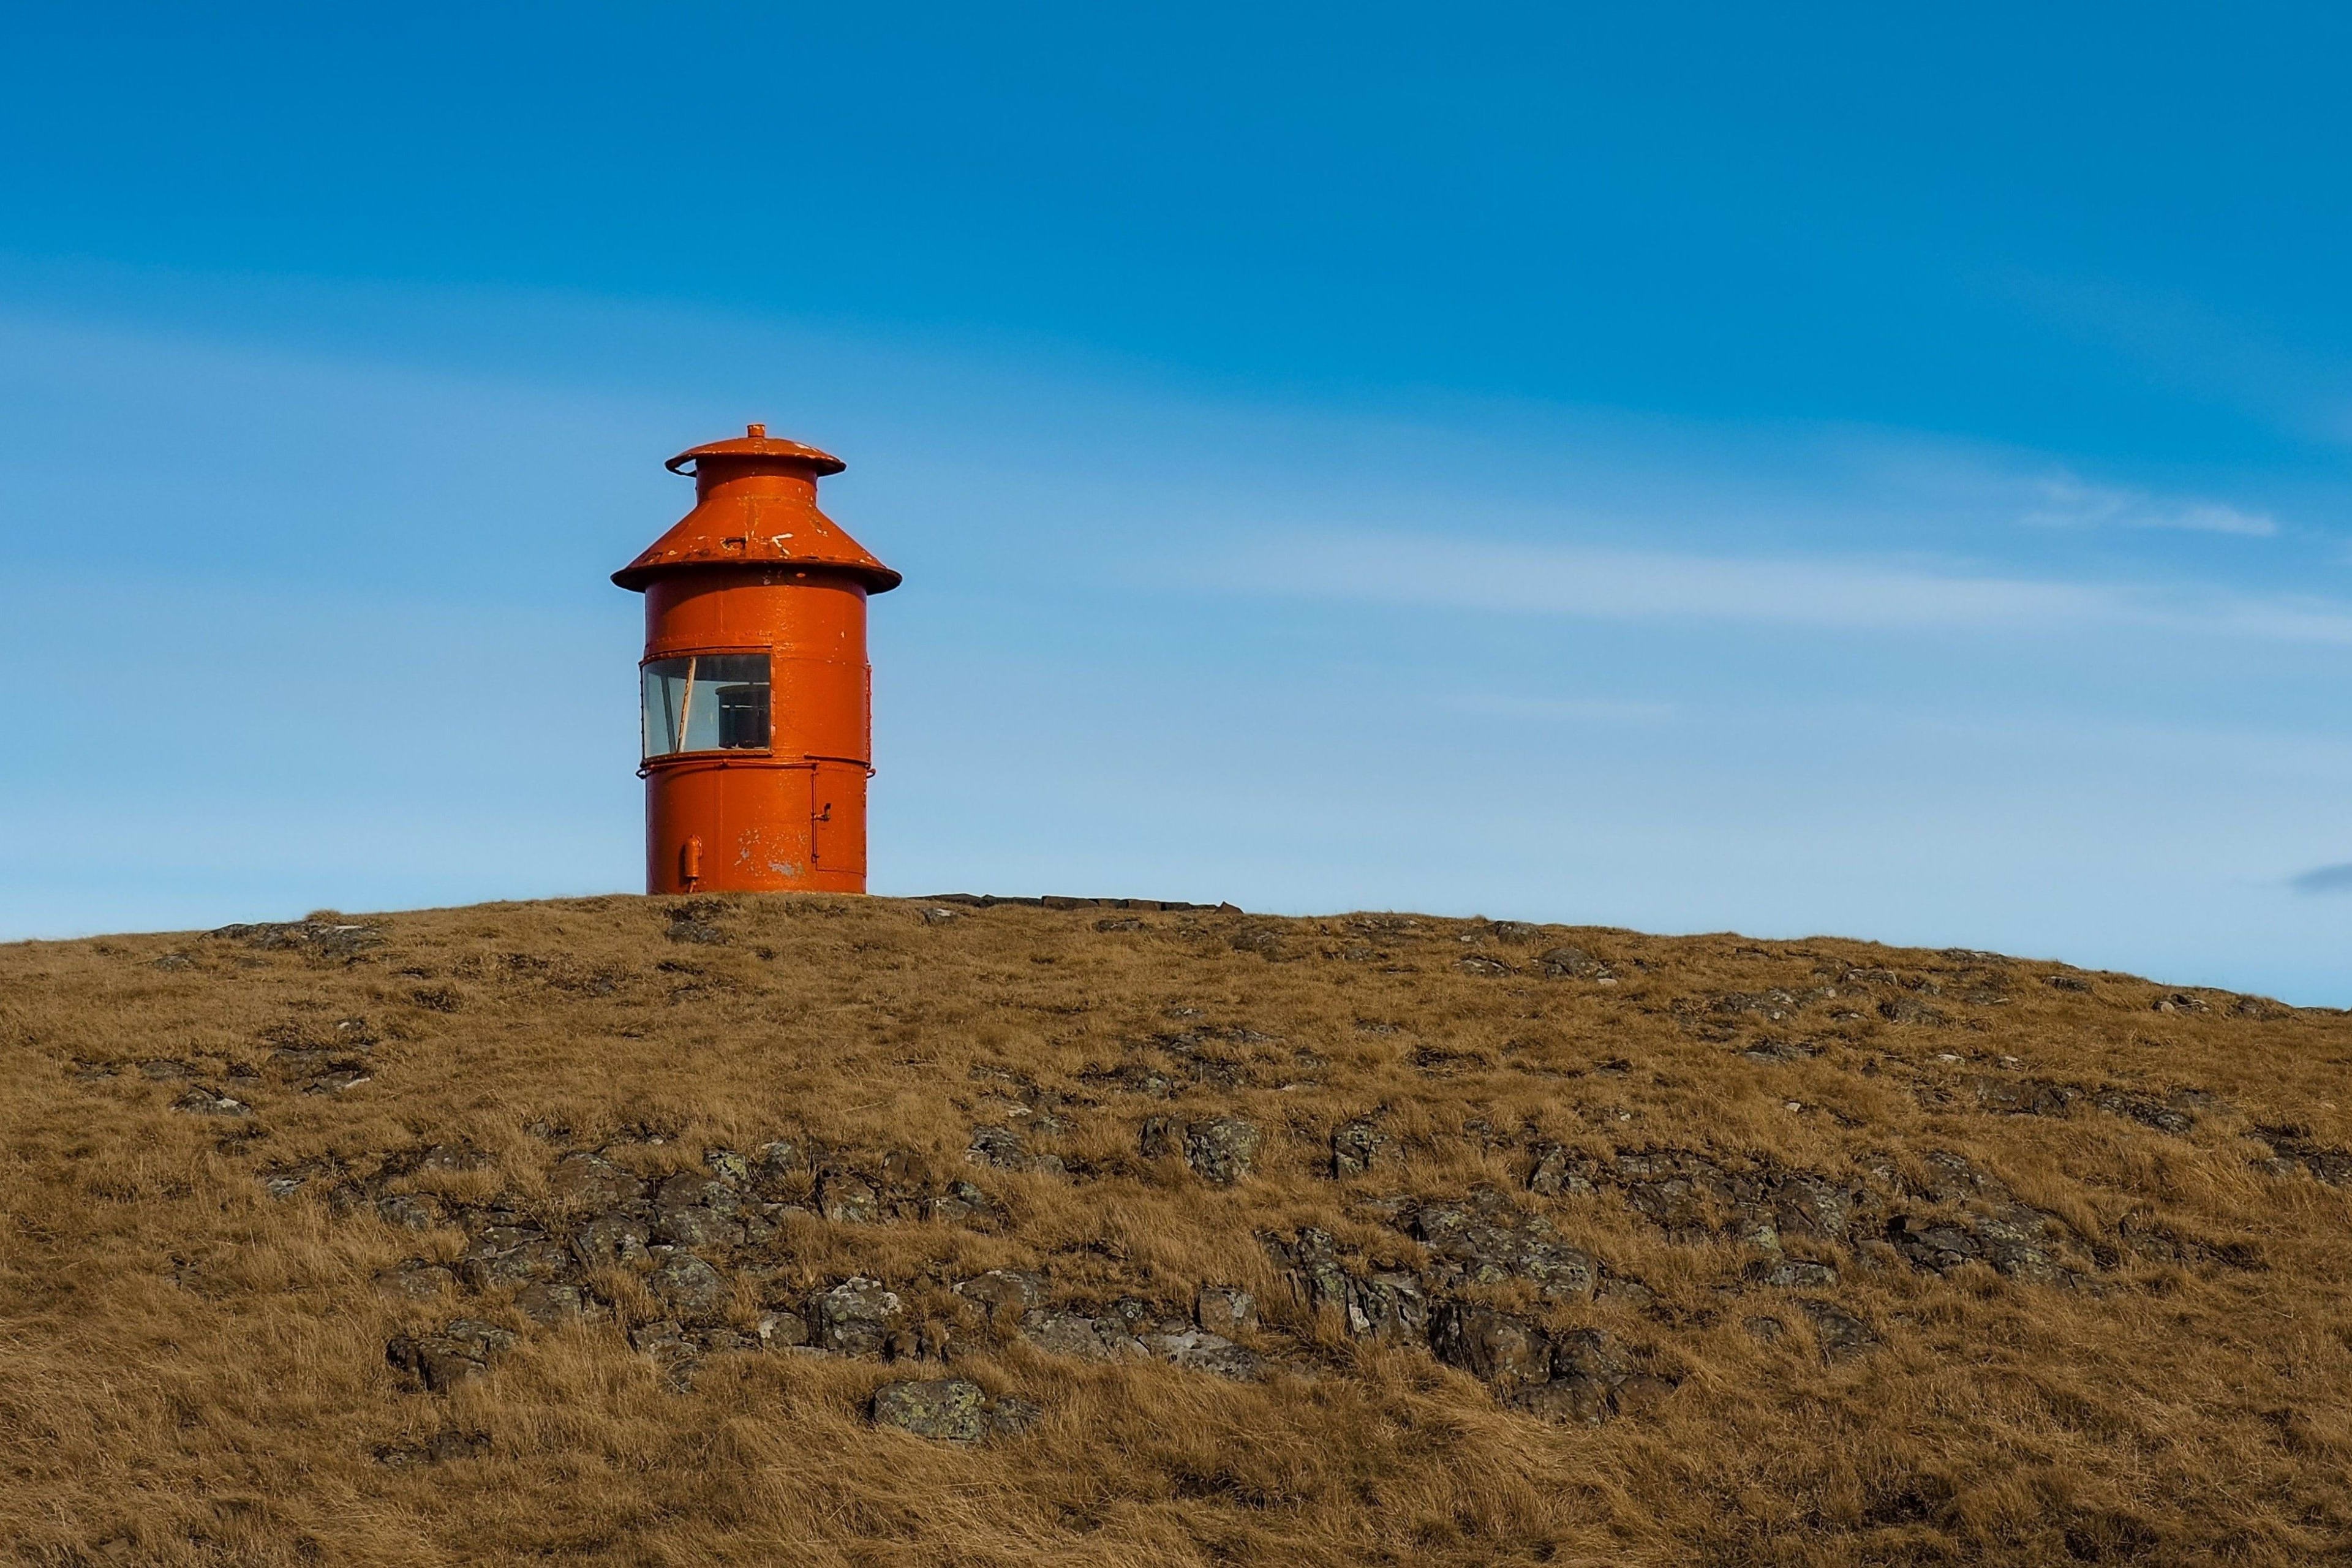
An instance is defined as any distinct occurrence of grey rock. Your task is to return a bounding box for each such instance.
[1430,1302,1549,1393]
[1354,1272,1431,1342]
[372,1263,456,1301]
[1886,1204,2069,1284]
[1284,1227,1358,1321]
[924,1181,993,1224]
[654,1204,745,1249]
[375,1193,444,1231]
[1194,1285,1257,1335]
[1796,1297,1876,1362]
[1332,1117,1395,1178]
[170,1086,249,1117]
[1140,1327,1263,1380]
[571,1208,652,1267]
[1879,995,1950,1027]
[475,1241,571,1288]
[756,1308,810,1348]
[666,913,729,945]
[388,1318,517,1391]
[301,1065,373,1095]
[1184,1117,1263,1184]
[549,1152,645,1208]
[513,1281,591,1325]
[652,1172,746,1245]
[1526,1143,1596,1197]
[385,1344,482,1392]
[441,1318,517,1359]
[1886,1215,1980,1273]
[648,1251,729,1318]
[268,1048,353,1086]
[266,1046,343,1077]
[1972,1204,2070,1283]
[966,1125,1031,1170]
[1278,1229,1429,1343]
[816,1170,883,1225]
[809,1278,905,1355]
[2256,1126,2352,1187]
[870,1378,986,1442]
[1017,1308,1148,1362]
[1409,1194,1596,1298]
[1550,1327,1631,1387]
[1968,1076,2079,1117]
[1759,1258,1841,1289]
[656,1172,742,1216]
[630,1319,697,1359]
[1517,1329,1638,1425]
[461,1229,573,1290]
[1714,989,1812,1022]
[1767,1174,1853,1242]
[1230,925,1287,959]
[209,919,384,957]
[954,1268,1046,1321]
[1093,1061,1177,1097]
[1538,946,1608,979]
[2091,1088,2195,1136]
[1610,1152,1720,1232]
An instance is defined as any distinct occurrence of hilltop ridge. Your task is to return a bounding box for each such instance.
[2,894,2348,1566]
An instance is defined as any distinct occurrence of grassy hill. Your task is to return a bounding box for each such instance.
[2,893,2348,1566]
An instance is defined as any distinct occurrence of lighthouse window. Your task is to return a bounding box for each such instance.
[641,654,771,756]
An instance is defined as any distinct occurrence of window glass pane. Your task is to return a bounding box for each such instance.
[641,654,770,756]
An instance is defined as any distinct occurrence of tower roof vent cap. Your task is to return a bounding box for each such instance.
[665,423,846,478]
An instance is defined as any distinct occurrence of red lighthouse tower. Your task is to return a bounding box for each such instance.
[612,425,900,894]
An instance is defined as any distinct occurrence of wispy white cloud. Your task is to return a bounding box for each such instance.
[1443,693,1677,723]
[2021,473,2277,537]
[1225,531,2352,644]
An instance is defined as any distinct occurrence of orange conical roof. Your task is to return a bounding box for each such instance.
[611,424,901,594]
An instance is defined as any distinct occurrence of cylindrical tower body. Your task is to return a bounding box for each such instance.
[612,426,900,894]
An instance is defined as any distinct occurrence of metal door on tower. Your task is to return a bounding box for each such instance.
[810,764,865,880]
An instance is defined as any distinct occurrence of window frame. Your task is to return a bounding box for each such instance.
[639,649,775,761]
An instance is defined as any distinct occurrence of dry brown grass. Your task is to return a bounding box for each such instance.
[1,893,2348,1566]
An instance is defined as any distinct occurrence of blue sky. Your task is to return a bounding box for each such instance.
[4,3,2351,1001]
